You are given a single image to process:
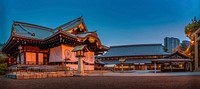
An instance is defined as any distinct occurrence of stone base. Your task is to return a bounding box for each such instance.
[74,73,88,76]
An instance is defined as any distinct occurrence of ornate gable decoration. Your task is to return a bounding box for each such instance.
[66,23,87,34]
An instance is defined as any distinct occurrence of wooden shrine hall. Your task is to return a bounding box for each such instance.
[2,16,108,70]
[152,51,193,72]
[97,44,192,72]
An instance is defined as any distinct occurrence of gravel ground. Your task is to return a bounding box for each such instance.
[0,76,200,89]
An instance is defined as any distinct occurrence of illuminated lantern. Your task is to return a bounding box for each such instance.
[72,45,88,76]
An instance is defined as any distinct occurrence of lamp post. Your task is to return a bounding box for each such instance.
[72,45,88,76]
[119,58,126,73]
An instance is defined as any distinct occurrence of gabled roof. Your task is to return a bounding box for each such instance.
[100,44,169,58]
[164,51,189,59]
[101,59,153,64]
[54,16,88,32]
[3,17,107,54]
[12,21,54,39]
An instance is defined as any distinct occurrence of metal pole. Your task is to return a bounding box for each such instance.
[154,62,157,73]
[121,63,124,72]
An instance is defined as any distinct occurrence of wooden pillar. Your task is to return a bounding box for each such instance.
[195,34,199,71]
[183,62,186,71]
[19,53,21,64]
[170,62,172,72]
[190,62,193,72]
[145,65,148,70]
[11,57,13,65]
[47,53,49,65]
[24,52,26,65]
[154,62,157,73]
[132,65,135,70]
[7,58,10,66]
[36,53,38,65]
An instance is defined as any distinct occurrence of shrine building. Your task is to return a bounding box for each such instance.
[97,44,193,72]
[2,16,107,70]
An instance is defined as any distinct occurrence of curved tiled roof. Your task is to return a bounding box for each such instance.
[54,16,87,32]
[100,44,169,57]
[11,17,91,40]
[3,17,108,53]
[13,22,54,39]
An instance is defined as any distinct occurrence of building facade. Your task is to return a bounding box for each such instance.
[164,37,180,53]
[98,44,169,70]
[97,44,192,72]
[2,17,107,70]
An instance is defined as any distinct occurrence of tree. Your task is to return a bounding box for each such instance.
[184,16,200,58]
[0,43,8,75]
[162,46,168,52]
[185,16,200,38]
[0,56,7,75]
[180,43,188,51]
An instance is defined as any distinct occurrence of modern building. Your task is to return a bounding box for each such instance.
[97,44,193,72]
[164,37,180,53]
[2,17,108,70]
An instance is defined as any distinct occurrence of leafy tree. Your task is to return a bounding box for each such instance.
[162,46,168,52]
[184,16,200,58]
[0,43,8,75]
[181,43,188,51]
[185,17,200,38]
[0,56,7,75]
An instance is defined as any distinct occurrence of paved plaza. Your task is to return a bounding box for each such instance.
[88,71,200,76]
[1,72,200,89]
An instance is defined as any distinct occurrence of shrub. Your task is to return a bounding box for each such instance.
[0,63,7,75]
[0,56,7,75]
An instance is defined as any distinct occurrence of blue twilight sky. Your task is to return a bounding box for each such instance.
[0,0,200,46]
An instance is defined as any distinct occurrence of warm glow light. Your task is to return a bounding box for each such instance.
[190,41,194,44]
[76,51,84,57]
[89,37,95,43]
[179,63,183,68]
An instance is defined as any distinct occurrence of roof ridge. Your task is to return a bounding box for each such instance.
[13,21,54,32]
[110,44,162,48]
[54,16,83,30]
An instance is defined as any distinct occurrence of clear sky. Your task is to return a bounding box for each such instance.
[0,0,200,46]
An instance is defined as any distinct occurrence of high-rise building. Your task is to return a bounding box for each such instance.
[164,37,180,53]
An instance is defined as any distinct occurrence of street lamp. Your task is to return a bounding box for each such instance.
[72,45,88,76]
[119,58,126,72]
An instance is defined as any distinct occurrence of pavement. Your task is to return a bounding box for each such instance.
[1,75,200,89]
[87,71,200,76]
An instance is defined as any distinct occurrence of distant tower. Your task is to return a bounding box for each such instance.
[164,37,180,53]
